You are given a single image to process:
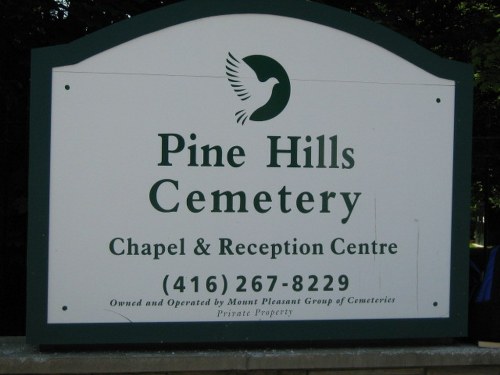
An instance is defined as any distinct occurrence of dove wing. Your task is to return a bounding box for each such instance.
[226,52,256,101]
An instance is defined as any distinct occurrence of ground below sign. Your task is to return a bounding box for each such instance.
[27,0,472,345]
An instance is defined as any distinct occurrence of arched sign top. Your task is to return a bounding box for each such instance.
[39,0,468,81]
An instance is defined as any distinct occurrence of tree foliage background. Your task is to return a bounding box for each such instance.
[0,0,498,335]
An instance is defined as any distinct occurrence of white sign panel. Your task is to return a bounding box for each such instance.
[48,14,453,323]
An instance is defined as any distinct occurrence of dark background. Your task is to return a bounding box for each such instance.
[1,0,498,336]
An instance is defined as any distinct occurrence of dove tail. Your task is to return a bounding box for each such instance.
[235,110,248,125]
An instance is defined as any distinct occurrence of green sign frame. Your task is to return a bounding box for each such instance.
[27,0,472,345]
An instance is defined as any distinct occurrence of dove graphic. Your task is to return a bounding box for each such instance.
[226,52,291,125]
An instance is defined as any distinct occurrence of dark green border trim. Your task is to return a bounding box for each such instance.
[29,318,464,346]
[27,48,53,344]
[27,0,473,345]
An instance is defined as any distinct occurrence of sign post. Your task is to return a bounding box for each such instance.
[28,0,472,345]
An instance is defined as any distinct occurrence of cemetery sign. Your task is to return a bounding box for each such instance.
[27,0,472,345]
